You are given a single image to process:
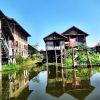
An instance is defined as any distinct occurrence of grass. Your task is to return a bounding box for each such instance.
[2,56,43,74]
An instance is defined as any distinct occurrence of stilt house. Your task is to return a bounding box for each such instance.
[62,26,88,49]
[0,10,30,66]
[44,32,67,63]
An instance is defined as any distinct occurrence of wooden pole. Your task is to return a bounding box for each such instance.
[45,43,48,70]
[0,20,2,71]
[73,68,76,88]
[54,44,58,80]
[60,42,63,67]
[83,35,92,68]
[88,67,92,85]
[86,49,92,68]
[85,42,92,68]
[72,47,75,68]
[55,47,58,69]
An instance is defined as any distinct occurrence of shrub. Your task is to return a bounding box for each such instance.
[90,53,100,65]
[16,54,24,64]
[64,57,72,67]
[3,64,17,71]
[77,54,87,65]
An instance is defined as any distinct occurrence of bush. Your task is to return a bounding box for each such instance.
[16,54,24,64]
[3,64,17,71]
[77,54,87,65]
[64,57,72,67]
[90,53,100,65]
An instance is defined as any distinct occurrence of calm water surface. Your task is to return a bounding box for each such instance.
[1,67,100,100]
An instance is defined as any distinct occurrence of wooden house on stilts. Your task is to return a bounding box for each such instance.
[44,32,67,66]
[0,10,30,71]
[62,26,88,49]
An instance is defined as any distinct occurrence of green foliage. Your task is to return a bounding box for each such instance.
[2,56,34,72]
[90,53,100,65]
[77,54,87,65]
[64,44,100,66]
[93,67,100,73]
[3,64,17,71]
[64,57,72,67]
[28,55,35,60]
[66,49,71,58]
[65,69,74,80]
[16,54,24,64]
[78,44,87,51]
[78,68,89,77]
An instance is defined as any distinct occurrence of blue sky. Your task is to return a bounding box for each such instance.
[0,0,100,50]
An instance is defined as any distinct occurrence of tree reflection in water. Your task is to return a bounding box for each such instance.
[46,66,94,99]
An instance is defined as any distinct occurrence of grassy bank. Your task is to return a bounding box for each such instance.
[2,56,43,73]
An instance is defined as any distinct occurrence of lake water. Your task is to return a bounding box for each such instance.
[1,67,100,100]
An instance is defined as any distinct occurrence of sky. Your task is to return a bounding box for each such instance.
[0,0,100,50]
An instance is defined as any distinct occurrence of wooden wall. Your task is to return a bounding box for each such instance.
[13,26,28,58]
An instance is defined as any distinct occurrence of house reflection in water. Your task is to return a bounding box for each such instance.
[46,66,94,99]
[1,70,29,100]
[46,66,65,97]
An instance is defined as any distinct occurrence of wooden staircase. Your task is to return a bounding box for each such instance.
[0,32,9,64]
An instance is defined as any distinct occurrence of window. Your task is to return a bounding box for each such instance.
[54,41,60,46]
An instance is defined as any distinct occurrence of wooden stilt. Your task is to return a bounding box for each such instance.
[73,68,76,87]
[60,49,63,67]
[0,20,2,71]
[60,42,62,67]
[55,47,58,69]
[88,67,92,85]
[85,42,92,68]
[86,49,92,68]
[72,47,75,68]
[0,40,2,71]
[54,46,58,80]
[45,43,48,70]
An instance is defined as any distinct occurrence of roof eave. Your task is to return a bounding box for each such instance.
[12,19,31,37]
